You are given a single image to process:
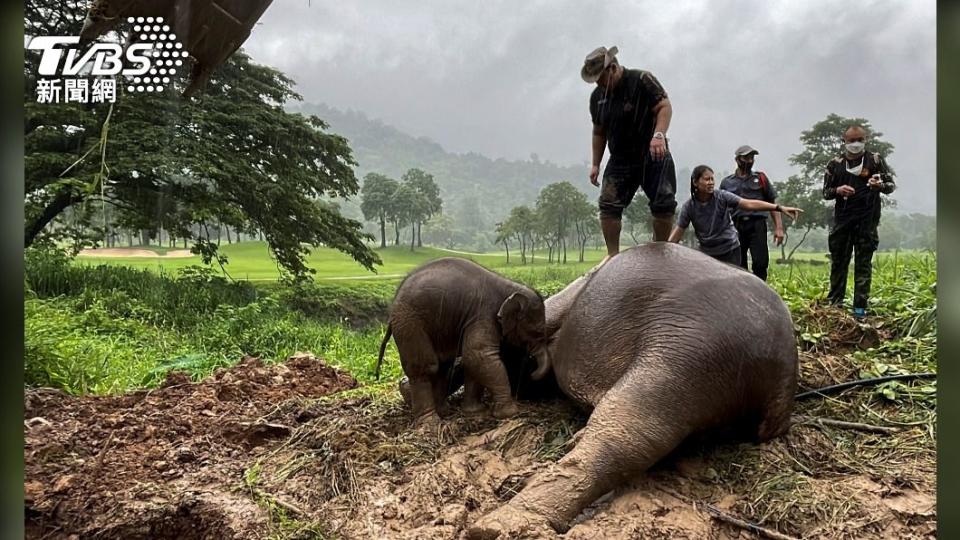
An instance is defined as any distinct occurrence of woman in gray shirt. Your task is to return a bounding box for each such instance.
[669,165,802,265]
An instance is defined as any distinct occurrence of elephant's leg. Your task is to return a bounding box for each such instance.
[462,377,485,414]
[462,328,518,419]
[757,359,797,441]
[395,327,442,427]
[468,368,692,537]
[431,363,453,417]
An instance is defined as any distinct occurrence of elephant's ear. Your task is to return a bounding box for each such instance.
[497,292,526,337]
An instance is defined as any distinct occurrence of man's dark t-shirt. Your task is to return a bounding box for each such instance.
[589,68,668,174]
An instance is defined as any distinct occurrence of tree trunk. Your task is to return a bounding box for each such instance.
[226,226,233,244]
[410,225,415,251]
[379,215,387,248]
[140,229,149,246]
[24,189,85,248]
[394,221,400,245]
[787,225,814,261]
[417,221,423,248]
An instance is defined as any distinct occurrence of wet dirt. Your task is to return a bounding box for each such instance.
[25,352,935,539]
[25,354,356,539]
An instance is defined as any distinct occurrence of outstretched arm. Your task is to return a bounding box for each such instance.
[738,199,803,220]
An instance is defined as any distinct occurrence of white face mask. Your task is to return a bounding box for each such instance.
[845,141,865,155]
[845,159,863,176]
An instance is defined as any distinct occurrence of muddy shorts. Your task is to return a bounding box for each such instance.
[599,151,677,219]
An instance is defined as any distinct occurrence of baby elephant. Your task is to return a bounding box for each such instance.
[376,258,550,426]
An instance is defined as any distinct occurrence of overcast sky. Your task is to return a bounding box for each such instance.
[242,0,936,214]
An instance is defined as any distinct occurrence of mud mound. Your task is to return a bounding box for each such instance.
[24,351,935,539]
[245,393,934,539]
[24,354,356,539]
[795,304,891,354]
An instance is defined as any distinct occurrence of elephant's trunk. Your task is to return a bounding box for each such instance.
[530,346,552,381]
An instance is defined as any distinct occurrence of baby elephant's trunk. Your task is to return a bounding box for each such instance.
[530,347,551,380]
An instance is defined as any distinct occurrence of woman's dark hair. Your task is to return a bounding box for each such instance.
[690,165,714,196]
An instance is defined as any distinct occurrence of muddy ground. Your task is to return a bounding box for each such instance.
[25,344,935,539]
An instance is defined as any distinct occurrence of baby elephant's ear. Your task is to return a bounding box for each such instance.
[497,292,526,336]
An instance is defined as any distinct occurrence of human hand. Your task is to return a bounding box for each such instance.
[589,165,600,187]
[836,185,856,197]
[781,207,804,220]
[650,136,666,161]
[774,228,785,246]
[868,174,882,190]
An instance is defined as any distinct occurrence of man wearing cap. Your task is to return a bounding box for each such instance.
[823,124,896,319]
[582,46,677,262]
[719,146,783,282]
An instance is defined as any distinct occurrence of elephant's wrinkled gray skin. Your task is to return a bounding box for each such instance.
[379,258,551,426]
[468,243,798,538]
[398,342,563,409]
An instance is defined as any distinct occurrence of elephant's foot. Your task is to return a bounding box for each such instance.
[462,400,486,415]
[412,411,442,430]
[492,401,519,419]
[435,400,453,418]
[467,504,554,540]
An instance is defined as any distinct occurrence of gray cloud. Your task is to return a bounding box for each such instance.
[243,0,935,213]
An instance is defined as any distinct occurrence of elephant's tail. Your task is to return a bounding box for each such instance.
[374,323,393,380]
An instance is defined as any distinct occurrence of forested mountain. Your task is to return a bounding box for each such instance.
[289,102,596,250]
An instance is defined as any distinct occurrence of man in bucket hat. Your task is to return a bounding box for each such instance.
[583,46,677,264]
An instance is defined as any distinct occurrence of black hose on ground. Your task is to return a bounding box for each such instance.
[795,372,937,400]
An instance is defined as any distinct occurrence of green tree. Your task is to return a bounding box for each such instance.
[572,198,598,262]
[386,184,429,250]
[360,173,399,248]
[506,205,537,264]
[422,213,458,249]
[779,113,896,261]
[24,0,378,278]
[536,181,584,264]
[494,220,513,263]
[402,168,443,247]
[622,200,652,245]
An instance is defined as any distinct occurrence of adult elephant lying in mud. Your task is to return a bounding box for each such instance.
[468,242,799,538]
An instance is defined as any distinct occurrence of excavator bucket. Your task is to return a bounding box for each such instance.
[79,0,275,96]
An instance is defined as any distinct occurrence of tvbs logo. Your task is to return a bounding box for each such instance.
[28,16,189,103]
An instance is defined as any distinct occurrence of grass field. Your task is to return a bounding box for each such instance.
[28,239,937,397]
[77,241,930,281]
[77,242,614,280]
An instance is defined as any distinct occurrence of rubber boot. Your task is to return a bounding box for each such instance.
[651,213,674,242]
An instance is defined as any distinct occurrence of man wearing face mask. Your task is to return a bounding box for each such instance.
[582,46,677,264]
[719,145,783,281]
[823,125,896,319]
